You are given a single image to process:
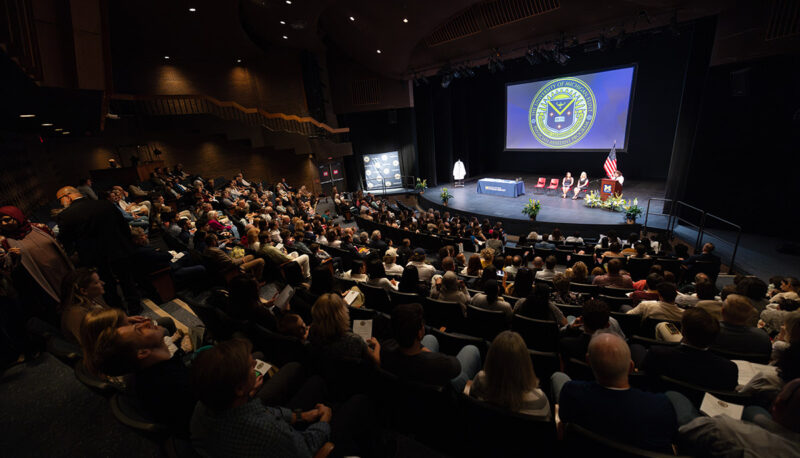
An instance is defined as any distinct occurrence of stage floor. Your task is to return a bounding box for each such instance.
[421,173,666,227]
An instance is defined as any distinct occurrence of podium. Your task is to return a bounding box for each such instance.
[600,179,622,201]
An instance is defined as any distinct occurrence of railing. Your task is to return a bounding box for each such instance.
[644,198,743,274]
[109,94,349,140]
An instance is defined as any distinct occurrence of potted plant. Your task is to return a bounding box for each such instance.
[584,191,602,208]
[623,198,643,224]
[521,198,542,221]
[415,178,427,194]
[440,187,454,206]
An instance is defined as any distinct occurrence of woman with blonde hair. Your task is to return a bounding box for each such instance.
[470,331,551,419]
[309,293,380,365]
[60,268,109,344]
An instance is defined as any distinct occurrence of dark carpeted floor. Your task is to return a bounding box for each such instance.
[0,354,162,458]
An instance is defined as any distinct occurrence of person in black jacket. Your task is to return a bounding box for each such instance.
[56,186,141,312]
[130,227,206,288]
[642,307,738,390]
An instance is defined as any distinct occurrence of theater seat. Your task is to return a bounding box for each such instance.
[534,177,547,193]
[565,423,689,458]
[546,178,559,195]
[110,393,169,434]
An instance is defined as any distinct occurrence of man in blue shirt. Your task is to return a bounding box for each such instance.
[552,333,678,453]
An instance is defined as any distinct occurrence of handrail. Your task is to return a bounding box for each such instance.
[110,93,349,135]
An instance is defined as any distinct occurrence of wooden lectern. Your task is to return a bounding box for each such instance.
[600,179,622,201]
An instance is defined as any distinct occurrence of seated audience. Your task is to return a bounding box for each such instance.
[405,249,435,283]
[760,298,800,336]
[256,233,311,279]
[382,248,404,276]
[550,273,582,305]
[569,261,589,284]
[60,268,109,344]
[513,285,567,326]
[461,254,483,277]
[227,274,279,331]
[553,333,678,453]
[342,259,368,282]
[591,259,633,289]
[397,265,428,297]
[770,277,799,303]
[204,234,264,281]
[692,280,726,320]
[534,255,557,281]
[642,308,738,390]
[559,299,626,363]
[365,258,397,291]
[712,294,770,359]
[470,331,551,420]
[625,282,684,321]
[504,267,533,298]
[308,294,380,366]
[630,273,662,306]
[737,276,770,313]
[470,279,513,322]
[380,303,480,391]
[430,271,470,313]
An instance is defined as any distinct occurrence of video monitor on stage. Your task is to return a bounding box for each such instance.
[505,65,635,151]
[363,151,402,191]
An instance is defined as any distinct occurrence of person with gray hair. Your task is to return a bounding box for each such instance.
[551,333,678,453]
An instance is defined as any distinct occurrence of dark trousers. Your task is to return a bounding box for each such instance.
[96,257,142,314]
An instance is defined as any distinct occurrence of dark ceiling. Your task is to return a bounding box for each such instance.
[109,0,798,80]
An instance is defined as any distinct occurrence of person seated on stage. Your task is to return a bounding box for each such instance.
[572,171,589,200]
[613,170,624,185]
[535,256,558,282]
[561,172,574,198]
[592,259,633,289]
[642,307,738,391]
[566,231,584,244]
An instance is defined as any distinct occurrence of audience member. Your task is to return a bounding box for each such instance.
[470,279,513,322]
[59,268,109,344]
[625,282,684,321]
[470,331,551,419]
[204,234,264,281]
[406,248,435,283]
[712,294,770,359]
[430,271,470,313]
[591,259,633,289]
[308,294,380,366]
[535,255,557,281]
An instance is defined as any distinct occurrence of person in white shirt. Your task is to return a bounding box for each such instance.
[625,282,684,322]
[565,231,584,244]
[406,248,435,283]
[382,248,405,276]
[534,256,557,281]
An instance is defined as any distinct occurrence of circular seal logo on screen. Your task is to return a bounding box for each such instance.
[528,77,596,148]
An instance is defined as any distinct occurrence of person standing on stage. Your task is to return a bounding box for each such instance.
[613,170,625,186]
[561,172,574,199]
[572,172,589,200]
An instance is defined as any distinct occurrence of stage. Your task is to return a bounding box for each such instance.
[418,173,667,236]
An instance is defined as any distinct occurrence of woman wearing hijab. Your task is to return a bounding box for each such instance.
[0,206,73,314]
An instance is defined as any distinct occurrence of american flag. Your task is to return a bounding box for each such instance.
[603,142,617,178]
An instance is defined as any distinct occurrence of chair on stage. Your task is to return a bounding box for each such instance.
[534,177,547,194]
[546,178,559,195]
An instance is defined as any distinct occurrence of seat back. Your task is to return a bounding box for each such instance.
[110,393,169,434]
[570,282,598,296]
[597,294,631,312]
[535,177,547,187]
[534,247,555,260]
[555,303,583,318]
[658,375,755,408]
[429,328,488,362]
[610,311,641,338]
[459,394,556,458]
[529,350,560,394]
[466,305,508,341]
[569,253,595,268]
[512,314,559,352]
[710,348,769,365]
[565,357,595,381]
[359,283,392,314]
[565,423,688,458]
[424,297,466,332]
[626,257,654,281]
[248,323,308,367]
[654,258,682,277]
[388,289,421,308]
[554,249,573,265]
[548,178,559,187]
[600,286,634,297]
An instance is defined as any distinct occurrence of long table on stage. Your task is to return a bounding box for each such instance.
[476,178,525,197]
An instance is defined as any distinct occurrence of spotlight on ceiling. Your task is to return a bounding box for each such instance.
[41,122,53,127]
[376,49,381,54]
[236,58,242,63]
[403,18,408,23]
[279,20,286,25]
[282,35,288,39]
[54,128,63,131]
[62,131,70,135]
[164,55,170,60]
[188,7,196,12]
[349,16,355,22]
[285,0,291,4]
[19,114,36,118]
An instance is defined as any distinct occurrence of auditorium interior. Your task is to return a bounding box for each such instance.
[2,0,800,457]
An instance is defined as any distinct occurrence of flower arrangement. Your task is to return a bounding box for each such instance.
[440,187,454,204]
[584,191,602,208]
[623,198,643,222]
[415,178,428,192]
[521,198,542,220]
[604,193,627,212]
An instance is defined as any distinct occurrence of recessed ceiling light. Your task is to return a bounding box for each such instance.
[376,49,382,54]
[54,128,63,132]
[282,35,288,39]
[279,20,286,25]
[62,131,70,135]
[41,123,53,127]
[19,114,36,118]
[349,16,355,22]
[164,55,170,60]
[189,7,196,12]
[285,0,291,4]
[236,58,242,63]
[403,18,408,23]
